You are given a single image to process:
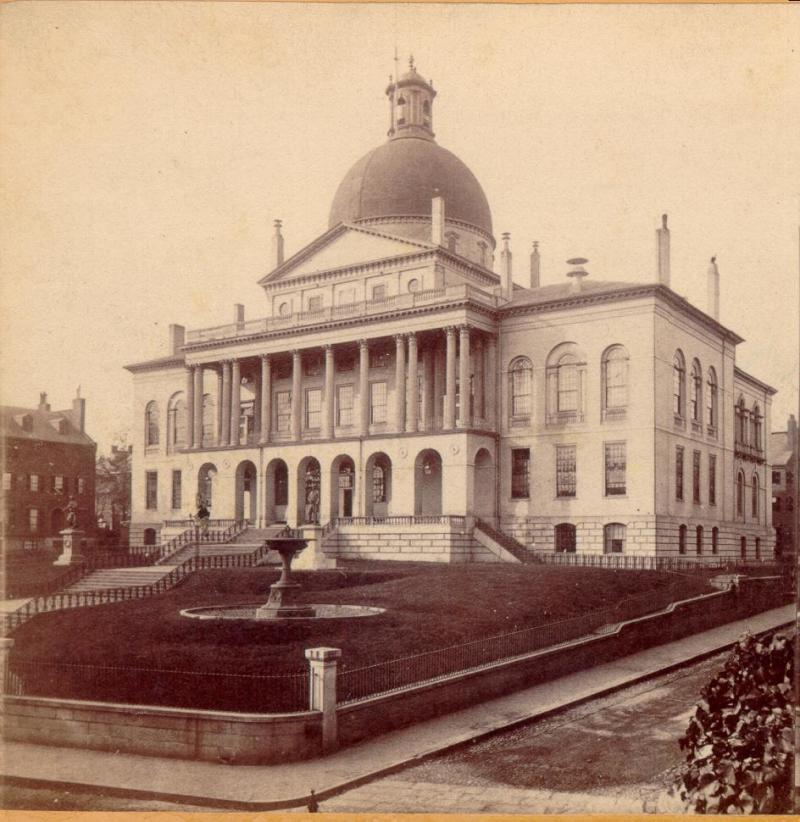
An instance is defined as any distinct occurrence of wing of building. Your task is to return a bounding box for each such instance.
[124,61,777,563]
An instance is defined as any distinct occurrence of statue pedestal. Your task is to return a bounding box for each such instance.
[255,537,316,620]
[54,529,85,566]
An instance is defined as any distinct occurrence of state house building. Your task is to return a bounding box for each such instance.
[126,62,776,562]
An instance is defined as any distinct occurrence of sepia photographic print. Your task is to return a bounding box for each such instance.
[1,1,798,817]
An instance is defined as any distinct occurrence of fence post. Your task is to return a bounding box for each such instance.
[0,637,13,692]
[305,647,341,754]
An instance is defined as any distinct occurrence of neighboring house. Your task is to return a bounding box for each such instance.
[1,391,96,551]
[96,444,132,540]
[124,62,776,562]
[769,415,798,558]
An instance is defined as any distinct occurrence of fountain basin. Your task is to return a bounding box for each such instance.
[180,603,385,621]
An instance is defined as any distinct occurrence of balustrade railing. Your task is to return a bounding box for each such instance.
[529,551,783,573]
[335,515,468,530]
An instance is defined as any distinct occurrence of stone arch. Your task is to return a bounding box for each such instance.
[265,458,288,524]
[472,447,495,521]
[297,456,322,525]
[235,460,257,525]
[329,455,356,520]
[365,452,392,518]
[414,448,442,516]
[197,463,218,510]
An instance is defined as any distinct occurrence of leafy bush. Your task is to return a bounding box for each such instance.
[675,632,794,814]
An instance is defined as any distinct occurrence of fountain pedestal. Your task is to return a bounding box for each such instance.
[255,537,316,619]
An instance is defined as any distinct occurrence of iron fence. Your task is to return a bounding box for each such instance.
[529,551,784,573]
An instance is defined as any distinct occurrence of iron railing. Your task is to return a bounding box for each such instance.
[154,520,247,565]
[473,518,531,563]
[529,551,784,573]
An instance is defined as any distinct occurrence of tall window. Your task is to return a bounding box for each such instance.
[604,442,626,496]
[604,523,626,554]
[706,368,718,431]
[740,536,747,559]
[28,508,39,533]
[511,448,530,499]
[555,523,576,553]
[755,537,761,560]
[371,283,387,302]
[372,462,387,503]
[171,470,182,510]
[145,401,160,447]
[275,391,291,432]
[29,474,39,492]
[145,471,158,510]
[337,385,354,427]
[696,525,703,555]
[709,454,717,505]
[370,381,387,424]
[673,351,686,418]
[305,388,322,430]
[307,295,323,313]
[736,470,745,518]
[167,394,187,451]
[77,477,85,495]
[690,360,702,424]
[711,526,719,555]
[692,450,701,504]
[547,344,585,424]
[602,345,628,416]
[557,356,580,413]
[675,447,684,500]
[53,475,64,493]
[735,397,746,444]
[752,473,759,519]
[752,405,763,451]
[509,357,532,419]
[274,463,288,507]
[678,524,687,554]
[556,445,577,497]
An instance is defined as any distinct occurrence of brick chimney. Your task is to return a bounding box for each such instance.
[272,219,285,268]
[707,256,720,320]
[431,195,445,246]
[168,324,185,355]
[71,387,86,433]
[500,233,513,299]
[530,241,541,289]
[234,304,245,327]
[38,392,50,411]
[656,213,670,287]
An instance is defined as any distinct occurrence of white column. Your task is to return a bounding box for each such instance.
[323,344,335,439]
[458,325,471,428]
[259,355,271,445]
[230,359,241,446]
[215,367,224,445]
[486,335,498,429]
[444,327,457,430]
[291,350,302,440]
[422,344,434,431]
[407,332,418,432]
[185,367,195,448]
[253,366,262,446]
[394,334,406,433]
[220,361,231,446]
[434,338,445,428]
[359,340,369,436]
[474,335,485,423]
[193,366,204,447]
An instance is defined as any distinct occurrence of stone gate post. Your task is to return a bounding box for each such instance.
[305,646,341,753]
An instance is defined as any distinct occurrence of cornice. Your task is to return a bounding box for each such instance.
[734,366,777,396]
[124,355,186,374]
[354,214,496,248]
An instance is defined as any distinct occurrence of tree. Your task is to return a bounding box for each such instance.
[675,632,794,814]
[95,437,132,537]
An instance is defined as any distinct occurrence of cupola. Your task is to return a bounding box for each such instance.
[386,56,437,141]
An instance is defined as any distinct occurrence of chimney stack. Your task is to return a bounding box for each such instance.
[566,258,589,293]
[234,304,245,327]
[431,195,445,246]
[707,256,720,320]
[72,386,86,433]
[656,213,670,287]
[168,324,185,355]
[272,219,285,268]
[530,241,541,289]
[500,233,513,299]
[38,392,50,411]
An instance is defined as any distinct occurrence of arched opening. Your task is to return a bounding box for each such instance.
[414,449,442,516]
[235,460,257,525]
[197,463,218,511]
[740,536,747,559]
[678,524,687,555]
[604,523,626,554]
[297,457,322,525]
[265,459,288,524]
[696,525,703,555]
[555,523,576,553]
[473,447,496,521]
[143,528,157,546]
[329,455,355,520]
[365,452,391,518]
[50,508,64,534]
[711,526,719,555]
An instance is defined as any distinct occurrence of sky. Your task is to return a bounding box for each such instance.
[1,2,798,452]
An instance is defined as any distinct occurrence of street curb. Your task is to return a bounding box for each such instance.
[1,619,792,812]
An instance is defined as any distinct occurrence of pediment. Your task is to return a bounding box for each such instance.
[260,224,432,285]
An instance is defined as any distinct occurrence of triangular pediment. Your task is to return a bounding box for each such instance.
[259,224,433,285]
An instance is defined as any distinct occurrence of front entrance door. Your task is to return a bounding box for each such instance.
[342,488,353,517]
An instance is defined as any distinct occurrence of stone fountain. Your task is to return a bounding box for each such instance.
[255,537,316,620]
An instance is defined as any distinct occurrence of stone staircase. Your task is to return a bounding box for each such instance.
[64,566,179,593]
[230,525,288,543]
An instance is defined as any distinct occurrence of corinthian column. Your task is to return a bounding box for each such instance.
[220,361,231,447]
[259,354,271,445]
[185,367,195,448]
[486,335,498,429]
[444,327,457,430]
[458,325,471,428]
[230,359,241,446]
[323,344,335,439]
[193,366,204,446]
[394,334,406,433]
[291,350,302,440]
[359,339,369,436]
[407,332,418,432]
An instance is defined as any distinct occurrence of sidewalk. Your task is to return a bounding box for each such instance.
[1,605,793,811]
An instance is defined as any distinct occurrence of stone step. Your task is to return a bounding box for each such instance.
[65,566,178,593]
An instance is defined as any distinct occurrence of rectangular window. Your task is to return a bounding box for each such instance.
[305,388,322,430]
[29,508,39,532]
[53,475,64,493]
[511,448,530,499]
[337,288,356,305]
[675,446,684,500]
[336,352,355,372]
[29,474,39,492]
[303,355,322,377]
[171,470,182,510]
[556,445,577,498]
[370,381,388,424]
[692,450,701,504]
[371,283,388,302]
[337,384,354,427]
[558,365,579,412]
[145,471,158,510]
[772,470,782,485]
[604,442,626,496]
[2,472,10,491]
[709,455,717,506]
[76,477,84,495]
[369,349,390,369]
[275,391,292,432]
[307,295,323,313]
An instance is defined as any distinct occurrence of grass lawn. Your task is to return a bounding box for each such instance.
[2,550,73,598]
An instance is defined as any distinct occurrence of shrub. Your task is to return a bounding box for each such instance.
[675,632,794,814]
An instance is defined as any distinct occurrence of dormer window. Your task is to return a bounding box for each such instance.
[16,414,33,432]
[50,417,69,434]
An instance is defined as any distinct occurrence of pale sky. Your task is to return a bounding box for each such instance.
[1,2,798,452]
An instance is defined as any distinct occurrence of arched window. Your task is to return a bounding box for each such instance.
[547,344,586,424]
[477,241,488,268]
[752,404,762,452]
[706,368,718,431]
[396,95,407,124]
[602,345,628,417]
[740,536,747,559]
[554,523,576,553]
[755,537,761,560]
[167,393,186,452]
[711,526,719,555]
[604,523,626,554]
[145,401,159,447]
[735,397,747,444]
[690,360,703,424]
[736,470,745,518]
[445,232,459,253]
[509,357,533,419]
[751,473,759,519]
[678,524,687,555]
[673,351,686,419]
[372,462,387,503]
[696,525,703,555]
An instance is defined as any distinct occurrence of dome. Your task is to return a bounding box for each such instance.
[329,136,494,239]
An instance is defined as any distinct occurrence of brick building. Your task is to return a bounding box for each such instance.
[769,414,798,558]
[1,391,96,551]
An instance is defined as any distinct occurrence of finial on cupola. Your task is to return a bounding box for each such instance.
[272,219,284,268]
[530,241,541,289]
[707,255,720,320]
